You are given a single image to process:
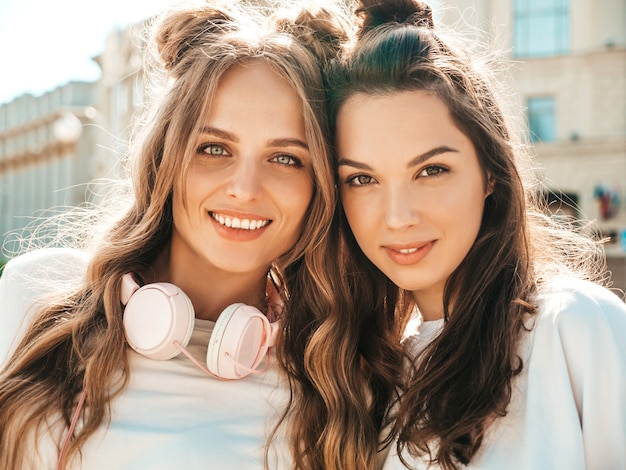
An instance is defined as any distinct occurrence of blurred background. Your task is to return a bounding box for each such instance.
[0,0,624,294]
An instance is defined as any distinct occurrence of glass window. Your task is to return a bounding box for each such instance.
[527,96,556,143]
[514,0,569,57]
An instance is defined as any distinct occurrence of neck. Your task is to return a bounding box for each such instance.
[143,248,269,322]
[411,288,445,321]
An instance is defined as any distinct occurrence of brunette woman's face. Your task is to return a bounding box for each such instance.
[170,61,313,279]
[336,91,491,317]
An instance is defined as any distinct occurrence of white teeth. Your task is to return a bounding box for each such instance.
[399,248,418,254]
[211,213,269,230]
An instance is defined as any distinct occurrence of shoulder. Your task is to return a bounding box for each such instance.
[0,248,91,364]
[3,247,90,279]
[533,277,626,329]
[0,247,90,307]
[530,277,626,360]
[525,279,626,464]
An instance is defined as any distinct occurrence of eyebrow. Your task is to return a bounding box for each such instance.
[338,145,459,170]
[269,138,309,151]
[199,127,309,151]
[199,126,237,142]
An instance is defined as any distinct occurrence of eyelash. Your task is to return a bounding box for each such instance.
[196,144,303,168]
[270,154,303,168]
[345,174,376,186]
[344,165,449,187]
[418,165,448,177]
[197,143,230,157]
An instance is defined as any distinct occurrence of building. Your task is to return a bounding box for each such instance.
[0,82,108,256]
[0,21,146,265]
[436,0,626,293]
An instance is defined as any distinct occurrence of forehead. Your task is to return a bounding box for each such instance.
[336,91,463,150]
[214,61,302,107]
[200,61,307,136]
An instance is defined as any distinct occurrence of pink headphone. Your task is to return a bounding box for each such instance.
[57,274,282,468]
[120,273,281,380]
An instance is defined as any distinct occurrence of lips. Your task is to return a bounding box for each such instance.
[210,212,271,230]
[384,240,435,265]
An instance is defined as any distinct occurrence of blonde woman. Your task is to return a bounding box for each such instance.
[0,1,401,469]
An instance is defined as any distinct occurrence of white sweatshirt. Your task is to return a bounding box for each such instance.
[0,248,290,469]
[383,277,626,470]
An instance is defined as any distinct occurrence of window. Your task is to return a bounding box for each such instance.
[527,96,556,143]
[514,0,569,58]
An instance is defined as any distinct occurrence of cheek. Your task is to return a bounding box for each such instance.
[184,168,214,199]
[441,186,486,247]
[280,175,315,221]
[341,193,357,226]
[171,180,186,219]
[341,193,372,242]
[172,170,212,225]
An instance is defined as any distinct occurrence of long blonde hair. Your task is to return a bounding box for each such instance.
[0,1,372,468]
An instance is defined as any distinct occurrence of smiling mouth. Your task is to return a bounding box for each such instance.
[384,241,436,265]
[387,242,429,254]
[210,212,271,230]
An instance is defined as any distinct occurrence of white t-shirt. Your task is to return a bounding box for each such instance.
[384,278,626,470]
[0,248,290,469]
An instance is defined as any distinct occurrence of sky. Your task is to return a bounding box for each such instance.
[0,0,181,105]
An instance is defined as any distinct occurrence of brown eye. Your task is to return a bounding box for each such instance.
[418,165,447,177]
[347,174,376,186]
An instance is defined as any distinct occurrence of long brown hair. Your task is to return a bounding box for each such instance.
[0,1,393,469]
[271,5,407,468]
[326,0,609,468]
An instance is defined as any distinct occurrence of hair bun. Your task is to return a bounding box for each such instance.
[274,3,351,63]
[356,0,434,36]
[153,6,236,77]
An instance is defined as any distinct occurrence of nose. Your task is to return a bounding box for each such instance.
[384,183,420,229]
[226,157,263,202]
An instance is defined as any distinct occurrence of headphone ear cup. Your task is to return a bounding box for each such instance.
[123,283,195,360]
[207,303,270,379]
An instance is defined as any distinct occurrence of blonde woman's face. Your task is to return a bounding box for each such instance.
[336,91,491,319]
[171,62,314,279]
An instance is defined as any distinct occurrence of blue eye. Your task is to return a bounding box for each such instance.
[271,154,302,167]
[198,144,230,156]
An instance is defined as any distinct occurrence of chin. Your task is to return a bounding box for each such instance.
[389,276,436,294]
